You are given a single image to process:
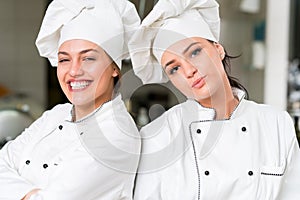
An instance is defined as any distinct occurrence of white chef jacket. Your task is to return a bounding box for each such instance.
[134,89,300,200]
[0,94,140,200]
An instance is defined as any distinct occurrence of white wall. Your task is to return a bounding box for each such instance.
[264,0,290,110]
[0,0,47,107]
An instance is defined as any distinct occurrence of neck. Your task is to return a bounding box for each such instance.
[213,93,238,120]
[73,96,112,122]
[198,84,239,120]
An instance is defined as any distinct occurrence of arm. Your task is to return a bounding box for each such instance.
[134,112,177,200]
[0,131,38,199]
[24,149,138,200]
[0,109,51,199]
[278,112,300,199]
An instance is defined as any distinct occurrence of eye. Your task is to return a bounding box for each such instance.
[83,57,96,62]
[169,66,180,75]
[191,48,202,58]
[58,58,70,63]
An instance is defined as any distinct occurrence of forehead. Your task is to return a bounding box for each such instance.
[164,37,208,55]
[58,39,102,52]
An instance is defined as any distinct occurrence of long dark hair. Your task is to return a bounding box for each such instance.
[208,40,249,99]
[222,50,249,99]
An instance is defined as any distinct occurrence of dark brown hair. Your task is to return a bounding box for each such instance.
[207,40,248,98]
[222,50,249,99]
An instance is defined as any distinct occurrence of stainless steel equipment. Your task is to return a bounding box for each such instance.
[0,108,34,148]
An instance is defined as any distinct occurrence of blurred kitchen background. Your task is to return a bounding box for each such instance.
[0,0,299,146]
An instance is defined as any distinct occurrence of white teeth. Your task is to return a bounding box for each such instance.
[70,81,90,90]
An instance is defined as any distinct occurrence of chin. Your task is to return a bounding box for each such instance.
[71,97,95,107]
[185,91,210,102]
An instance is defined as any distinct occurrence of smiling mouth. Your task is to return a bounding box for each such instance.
[69,81,91,90]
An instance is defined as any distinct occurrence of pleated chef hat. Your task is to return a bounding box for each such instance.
[36,0,140,69]
[129,0,220,84]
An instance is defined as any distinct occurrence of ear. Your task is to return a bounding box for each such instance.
[112,67,119,78]
[213,42,225,60]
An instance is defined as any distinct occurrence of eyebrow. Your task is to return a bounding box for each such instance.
[182,42,200,54]
[58,48,99,56]
[163,42,200,69]
[164,60,175,69]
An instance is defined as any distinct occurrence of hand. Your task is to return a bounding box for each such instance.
[21,189,40,200]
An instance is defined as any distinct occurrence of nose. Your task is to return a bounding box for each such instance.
[69,60,84,77]
[182,60,197,78]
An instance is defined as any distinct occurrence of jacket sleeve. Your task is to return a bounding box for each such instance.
[134,109,183,200]
[278,111,300,199]
[0,109,53,200]
[0,125,39,199]
[27,161,136,200]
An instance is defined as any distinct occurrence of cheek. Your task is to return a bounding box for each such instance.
[56,67,67,83]
[205,52,224,72]
[195,55,223,76]
[95,67,114,87]
[86,62,110,76]
[169,76,191,94]
[94,68,109,84]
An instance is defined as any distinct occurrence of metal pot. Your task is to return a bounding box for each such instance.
[0,108,34,148]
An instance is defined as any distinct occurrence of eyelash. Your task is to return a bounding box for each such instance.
[165,47,202,75]
[169,66,180,75]
[191,48,202,58]
[83,57,96,61]
[58,57,95,63]
[58,58,69,63]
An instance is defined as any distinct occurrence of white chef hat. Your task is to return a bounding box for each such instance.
[36,0,140,69]
[129,0,220,84]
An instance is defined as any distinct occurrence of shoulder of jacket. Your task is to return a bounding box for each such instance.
[51,103,72,110]
[140,102,185,135]
[242,100,293,134]
[40,103,72,118]
[242,99,286,116]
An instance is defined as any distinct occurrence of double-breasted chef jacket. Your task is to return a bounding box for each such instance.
[134,88,300,200]
[0,94,140,200]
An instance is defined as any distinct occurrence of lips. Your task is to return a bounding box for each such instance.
[68,80,92,90]
[192,76,206,88]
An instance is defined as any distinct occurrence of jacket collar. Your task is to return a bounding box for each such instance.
[184,88,246,121]
[65,94,123,123]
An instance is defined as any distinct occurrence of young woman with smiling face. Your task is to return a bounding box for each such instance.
[57,39,119,121]
[0,0,141,199]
